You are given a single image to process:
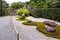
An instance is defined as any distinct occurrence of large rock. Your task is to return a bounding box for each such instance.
[44,21,56,27]
[27,20,32,23]
[45,25,56,32]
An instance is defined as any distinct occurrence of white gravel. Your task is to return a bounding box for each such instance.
[12,16,60,40]
[27,16,60,25]
[0,16,17,40]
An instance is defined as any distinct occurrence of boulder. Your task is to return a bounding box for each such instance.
[27,20,32,23]
[44,21,56,27]
[45,25,56,32]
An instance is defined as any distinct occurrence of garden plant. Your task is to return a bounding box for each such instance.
[17,8,29,21]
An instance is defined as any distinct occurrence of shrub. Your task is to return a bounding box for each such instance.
[30,8,60,22]
[17,8,23,16]
[17,8,29,16]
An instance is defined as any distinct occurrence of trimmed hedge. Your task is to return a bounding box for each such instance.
[30,8,60,21]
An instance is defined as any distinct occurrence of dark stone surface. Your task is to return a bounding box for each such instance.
[44,21,56,27]
[27,20,32,23]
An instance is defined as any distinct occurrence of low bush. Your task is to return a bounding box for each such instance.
[17,8,29,16]
[30,8,60,22]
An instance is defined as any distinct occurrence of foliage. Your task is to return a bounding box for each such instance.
[17,8,23,16]
[23,8,29,14]
[26,0,60,8]
[0,0,9,16]
[11,2,24,9]
[2,9,9,16]
[22,21,60,39]
[2,0,9,8]
[17,8,29,16]
[30,8,60,22]
[56,1,60,8]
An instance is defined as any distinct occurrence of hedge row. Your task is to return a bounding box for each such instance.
[30,8,60,21]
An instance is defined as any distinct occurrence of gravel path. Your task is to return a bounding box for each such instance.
[0,16,17,40]
[12,16,59,40]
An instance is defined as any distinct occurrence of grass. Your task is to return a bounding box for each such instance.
[22,21,60,39]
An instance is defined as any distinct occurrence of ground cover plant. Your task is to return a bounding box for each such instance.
[22,21,60,39]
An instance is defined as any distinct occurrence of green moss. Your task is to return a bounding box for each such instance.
[16,18,28,21]
[22,21,36,26]
[22,21,60,39]
[16,16,28,21]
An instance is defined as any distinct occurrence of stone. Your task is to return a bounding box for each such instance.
[44,21,56,27]
[27,20,32,23]
[21,14,25,20]
[45,25,56,32]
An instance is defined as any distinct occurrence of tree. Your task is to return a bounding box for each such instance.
[2,0,9,8]
[56,1,60,8]
[11,2,24,9]
[28,0,48,8]
[0,0,9,16]
[29,0,60,8]
[0,0,2,15]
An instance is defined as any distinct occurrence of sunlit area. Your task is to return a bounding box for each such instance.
[0,0,60,40]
